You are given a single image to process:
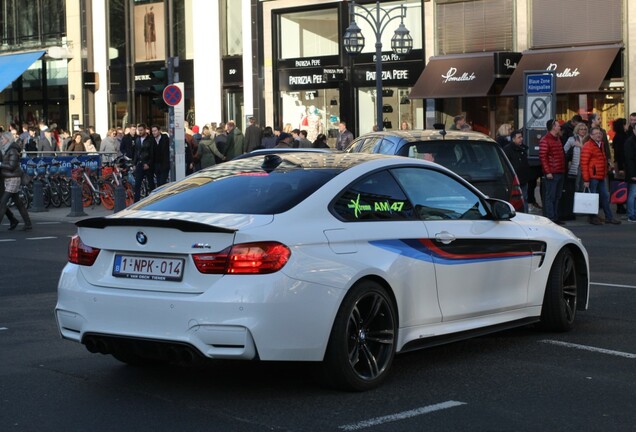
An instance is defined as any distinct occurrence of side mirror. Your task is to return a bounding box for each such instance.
[488,198,516,220]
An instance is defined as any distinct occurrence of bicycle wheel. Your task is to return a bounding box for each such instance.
[125,188,134,206]
[60,179,72,206]
[48,180,62,208]
[81,182,93,207]
[100,182,115,210]
[43,182,52,208]
[18,186,31,209]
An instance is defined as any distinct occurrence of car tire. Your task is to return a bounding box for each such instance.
[539,248,577,332]
[323,280,397,391]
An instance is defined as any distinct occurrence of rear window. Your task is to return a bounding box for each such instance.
[399,140,506,181]
[130,167,340,214]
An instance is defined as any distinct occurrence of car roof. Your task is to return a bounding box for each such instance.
[217,150,401,172]
[232,147,338,160]
[355,129,497,144]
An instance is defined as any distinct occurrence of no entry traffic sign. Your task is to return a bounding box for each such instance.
[163,84,182,107]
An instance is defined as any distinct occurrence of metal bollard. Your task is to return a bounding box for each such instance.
[113,185,127,213]
[67,181,87,217]
[31,179,47,213]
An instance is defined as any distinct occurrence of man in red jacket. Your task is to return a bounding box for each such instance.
[581,127,621,225]
[539,119,566,225]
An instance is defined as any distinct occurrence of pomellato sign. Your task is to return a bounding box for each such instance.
[546,63,580,78]
[441,67,476,83]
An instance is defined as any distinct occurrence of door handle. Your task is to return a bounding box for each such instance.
[435,232,456,244]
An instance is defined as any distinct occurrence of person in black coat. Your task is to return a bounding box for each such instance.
[623,126,636,222]
[611,118,628,214]
[133,123,155,201]
[151,125,171,186]
[312,133,329,149]
[503,129,530,213]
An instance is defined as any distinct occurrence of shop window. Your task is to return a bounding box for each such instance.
[332,170,414,222]
[357,87,425,134]
[279,9,338,59]
[436,0,513,55]
[224,0,243,56]
[280,89,340,146]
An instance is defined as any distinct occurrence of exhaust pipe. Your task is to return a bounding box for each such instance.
[96,338,110,354]
[84,337,99,353]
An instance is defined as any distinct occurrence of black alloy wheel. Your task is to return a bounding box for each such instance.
[540,248,578,332]
[324,280,397,391]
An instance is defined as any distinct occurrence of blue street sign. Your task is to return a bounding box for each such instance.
[526,73,554,94]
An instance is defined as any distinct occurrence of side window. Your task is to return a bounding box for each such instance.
[375,138,397,155]
[391,167,488,221]
[347,139,364,153]
[359,137,381,153]
[333,170,415,221]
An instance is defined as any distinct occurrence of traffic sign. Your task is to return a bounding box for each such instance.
[163,84,182,107]
[526,73,554,94]
[525,95,552,129]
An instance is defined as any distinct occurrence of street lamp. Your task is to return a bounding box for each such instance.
[343,1,413,131]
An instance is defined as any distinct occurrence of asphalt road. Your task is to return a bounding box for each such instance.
[1,212,635,432]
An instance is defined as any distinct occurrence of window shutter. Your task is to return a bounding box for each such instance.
[436,0,513,55]
[531,0,622,48]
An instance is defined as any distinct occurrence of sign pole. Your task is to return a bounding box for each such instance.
[163,83,185,182]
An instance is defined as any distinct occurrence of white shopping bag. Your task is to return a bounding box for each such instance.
[573,188,599,214]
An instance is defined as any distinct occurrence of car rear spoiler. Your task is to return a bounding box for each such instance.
[76,217,237,233]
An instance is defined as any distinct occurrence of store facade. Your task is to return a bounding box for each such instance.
[502,45,624,135]
[410,51,521,135]
[262,0,424,139]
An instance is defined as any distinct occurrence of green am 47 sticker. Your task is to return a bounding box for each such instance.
[348,194,404,218]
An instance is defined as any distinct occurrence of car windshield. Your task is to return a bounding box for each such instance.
[401,140,505,182]
[129,158,341,214]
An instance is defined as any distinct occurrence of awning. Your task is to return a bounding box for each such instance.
[409,52,496,99]
[501,44,622,95]
[0,51,46,92]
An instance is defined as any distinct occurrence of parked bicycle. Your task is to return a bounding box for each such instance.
[48,159,72,207]
[102,155,135,207]
[71,161,115,209]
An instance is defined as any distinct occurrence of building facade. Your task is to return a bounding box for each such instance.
[0,0,635,144]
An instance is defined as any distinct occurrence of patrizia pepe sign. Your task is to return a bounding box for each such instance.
[441,67,476,83]
[546,63,580,78]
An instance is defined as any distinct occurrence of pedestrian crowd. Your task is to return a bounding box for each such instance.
[496,112,636,225]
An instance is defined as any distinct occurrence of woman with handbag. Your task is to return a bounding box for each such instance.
[561,122,588,220]
[0,132,32,231]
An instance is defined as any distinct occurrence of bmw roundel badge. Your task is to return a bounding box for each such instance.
[136,231,148,245]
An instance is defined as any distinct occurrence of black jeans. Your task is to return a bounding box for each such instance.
[133,164,155,202]
[0,191,30,228]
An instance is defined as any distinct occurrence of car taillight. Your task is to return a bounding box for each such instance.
[193,242,291,275]
[509,175,525,211]
[68,234,101,266]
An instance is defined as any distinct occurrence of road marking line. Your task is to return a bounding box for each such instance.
[36,222,62,225]
[0,327,8,331]
[540,340,636,359]
[26,236,57,240]
[591,282,636,290]
[0,239,16,242]
[338,401,467,431]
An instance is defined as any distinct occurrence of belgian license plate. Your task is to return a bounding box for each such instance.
[113,255,184,282]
